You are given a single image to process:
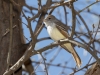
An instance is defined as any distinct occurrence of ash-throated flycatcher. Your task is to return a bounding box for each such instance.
[43,15,81,68]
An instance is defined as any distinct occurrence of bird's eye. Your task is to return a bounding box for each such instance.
[48,18,51,20]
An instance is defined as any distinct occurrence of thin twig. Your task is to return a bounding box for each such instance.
[79,1,100,13]
[47,47,61,69]
[63,6,68,25]
[93,16,100,39]
[22,11,36,45]
[75,11,91,37]
[40,53,48,75]
[2,25,16,37]
[7,3,13,70]
[32,61,72,69]
[37,37,51,42]
[70,61,96,75]
[38,0,41,10]
[71,1,76,37]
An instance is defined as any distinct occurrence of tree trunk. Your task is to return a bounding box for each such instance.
[0,0,25,75]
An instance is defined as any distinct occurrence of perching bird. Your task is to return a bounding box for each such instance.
[43,15,81,68]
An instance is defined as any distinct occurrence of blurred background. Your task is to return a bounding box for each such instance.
[21,0,100,75]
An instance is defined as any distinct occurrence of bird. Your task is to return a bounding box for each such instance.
[43,15,81,68]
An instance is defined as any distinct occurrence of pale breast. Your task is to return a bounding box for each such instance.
[47,25,66,41]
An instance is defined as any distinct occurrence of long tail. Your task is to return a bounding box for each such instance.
[61,43,81,68]
[71,50,81,68]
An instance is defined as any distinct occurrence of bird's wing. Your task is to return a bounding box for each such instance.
[56,24,69,38]
[56,24,71,53]
[55,19,70,32]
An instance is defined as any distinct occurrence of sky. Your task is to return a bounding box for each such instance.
[22,0,100,75]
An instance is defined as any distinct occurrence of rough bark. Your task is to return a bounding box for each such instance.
[85,62,100,75]
[0,0,25,75]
